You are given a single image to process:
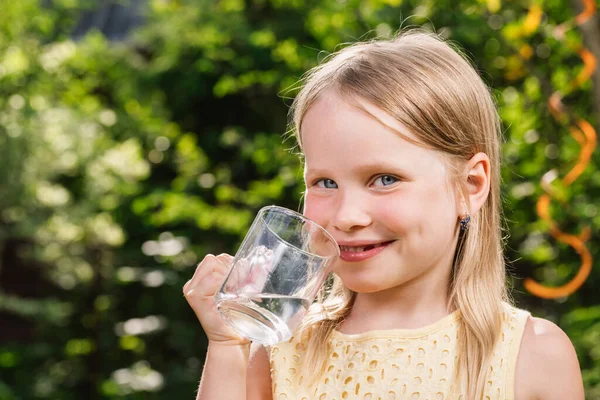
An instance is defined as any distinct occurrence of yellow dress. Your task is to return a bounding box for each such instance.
[269,302,530,400]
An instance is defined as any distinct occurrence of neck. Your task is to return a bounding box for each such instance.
[341,266,455,333]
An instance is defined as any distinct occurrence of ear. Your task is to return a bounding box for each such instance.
[459,152,491,216]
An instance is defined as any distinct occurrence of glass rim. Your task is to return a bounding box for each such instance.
[258,205,340,260]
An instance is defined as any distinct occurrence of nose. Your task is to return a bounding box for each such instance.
[332,191,372,232]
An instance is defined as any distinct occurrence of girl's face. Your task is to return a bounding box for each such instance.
[301,90,462,294]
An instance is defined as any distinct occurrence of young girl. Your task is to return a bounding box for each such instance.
[184,30,584,399]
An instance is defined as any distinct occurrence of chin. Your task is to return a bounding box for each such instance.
[337,275,388,294]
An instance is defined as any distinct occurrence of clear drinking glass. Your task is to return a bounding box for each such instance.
[214,206,339,345]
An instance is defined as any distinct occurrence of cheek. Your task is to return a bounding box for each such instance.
[303,192,331,227]
[374,186,455,233]
[373,192,422,229]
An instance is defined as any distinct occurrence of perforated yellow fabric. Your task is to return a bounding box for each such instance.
[269,302,530,400]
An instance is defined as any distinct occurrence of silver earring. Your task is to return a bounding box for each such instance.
[460,214,471,231]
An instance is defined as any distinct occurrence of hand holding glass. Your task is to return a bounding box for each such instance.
[214,206,339,345]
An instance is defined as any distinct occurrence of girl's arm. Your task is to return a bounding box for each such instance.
[185,254,272,400]
[195,342,272,400]
[196,342,250,400]
[514,317,585,400]
[247,343,274,400]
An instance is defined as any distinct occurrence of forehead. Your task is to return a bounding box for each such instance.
[300,90,447,177]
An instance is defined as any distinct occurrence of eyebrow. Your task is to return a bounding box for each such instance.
[305,162,412,179]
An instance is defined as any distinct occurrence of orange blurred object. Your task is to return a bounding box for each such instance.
[523,2,597,299]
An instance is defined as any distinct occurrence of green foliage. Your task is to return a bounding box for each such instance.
[0,0,598,398]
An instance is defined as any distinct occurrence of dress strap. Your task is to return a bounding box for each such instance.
[504,304,531,400]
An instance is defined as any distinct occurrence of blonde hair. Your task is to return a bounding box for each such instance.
[289,29,510,399]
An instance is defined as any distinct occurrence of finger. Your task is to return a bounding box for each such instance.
[215,253,234,267]
[191,254,227,285]
[242,248,274,291]
[244,266,271,294]
[182,279,191,295]
[183,254,225,295]
[187,262,235,298]
[210,253,233,290]
[214,254,233,280]
[224,258,251,293]
[183,254,210,294]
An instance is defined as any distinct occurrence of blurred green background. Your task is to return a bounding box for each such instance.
[0,0,599,398]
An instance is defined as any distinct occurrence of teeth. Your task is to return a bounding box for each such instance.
[341,246,366,253]
[340,243,383,253]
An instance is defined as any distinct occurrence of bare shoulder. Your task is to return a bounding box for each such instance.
[514,316,584,400]
[247,343,273,400]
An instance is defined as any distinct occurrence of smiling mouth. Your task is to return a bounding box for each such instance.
[339,241,394,253]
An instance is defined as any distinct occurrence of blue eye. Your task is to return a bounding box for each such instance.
[373,175,398,187]
[315,179,338,189]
